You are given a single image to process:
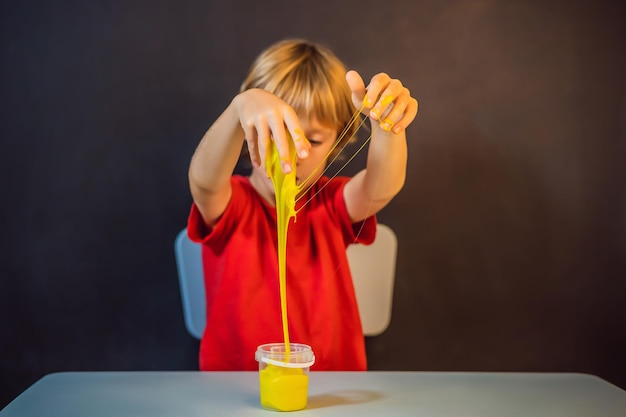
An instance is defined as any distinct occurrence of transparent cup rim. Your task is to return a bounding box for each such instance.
[260,356,315,368]
[255,343,315,368]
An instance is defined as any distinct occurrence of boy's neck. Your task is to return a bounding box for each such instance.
[248,170,276,207]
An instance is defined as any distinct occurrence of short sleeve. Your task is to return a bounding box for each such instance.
[186,176,253,245]
[187,203,211,242]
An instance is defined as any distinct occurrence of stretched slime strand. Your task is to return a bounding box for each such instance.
[266,136,300,356]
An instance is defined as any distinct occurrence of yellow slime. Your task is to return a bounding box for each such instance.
[260,137,308,412]
[259,364,308,411]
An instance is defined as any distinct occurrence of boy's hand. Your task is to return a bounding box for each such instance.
[233,88,311,174]
[346,70,418,134]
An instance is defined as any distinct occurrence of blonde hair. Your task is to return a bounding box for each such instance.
[241,39,359,159]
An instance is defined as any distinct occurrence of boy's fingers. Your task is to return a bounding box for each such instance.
[254,118,271,172]
[346,70,366,107]
[370,78,402,121]
[392,98,419,133]
[291,129,310,159]
[258,134,269,174]
[242,121,261,167]
[378,96,407,132]
[365,73,391,119]
[267,114,292,174]
[245,137,260,168]
[283,110,310,159]
[377,85,412,131]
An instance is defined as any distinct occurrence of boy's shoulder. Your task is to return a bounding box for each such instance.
[231,174,251,186]
[231,175,258,195]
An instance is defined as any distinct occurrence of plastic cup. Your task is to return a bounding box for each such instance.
[255,343,315,412]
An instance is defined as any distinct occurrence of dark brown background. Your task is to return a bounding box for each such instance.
[1,0,625,408]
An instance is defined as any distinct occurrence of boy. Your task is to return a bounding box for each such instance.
[187,39,418,370]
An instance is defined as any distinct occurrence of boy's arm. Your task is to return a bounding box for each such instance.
[343,71,417,223]
[188,100,244,227]
[343,126,408,223]
[189,89,310,227]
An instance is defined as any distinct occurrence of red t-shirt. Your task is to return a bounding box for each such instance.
[187,175,376,371]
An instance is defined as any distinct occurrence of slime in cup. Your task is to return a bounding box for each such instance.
[255,343,315,411]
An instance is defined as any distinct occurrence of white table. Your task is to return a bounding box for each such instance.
[2,371,625,416]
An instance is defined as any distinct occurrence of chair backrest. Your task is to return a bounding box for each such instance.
[174,224,397,339]
[174,229,206,339]
[347,223,397,336]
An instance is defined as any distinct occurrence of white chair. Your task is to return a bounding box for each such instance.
[347,223,397,336]
[174,224,397,339]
